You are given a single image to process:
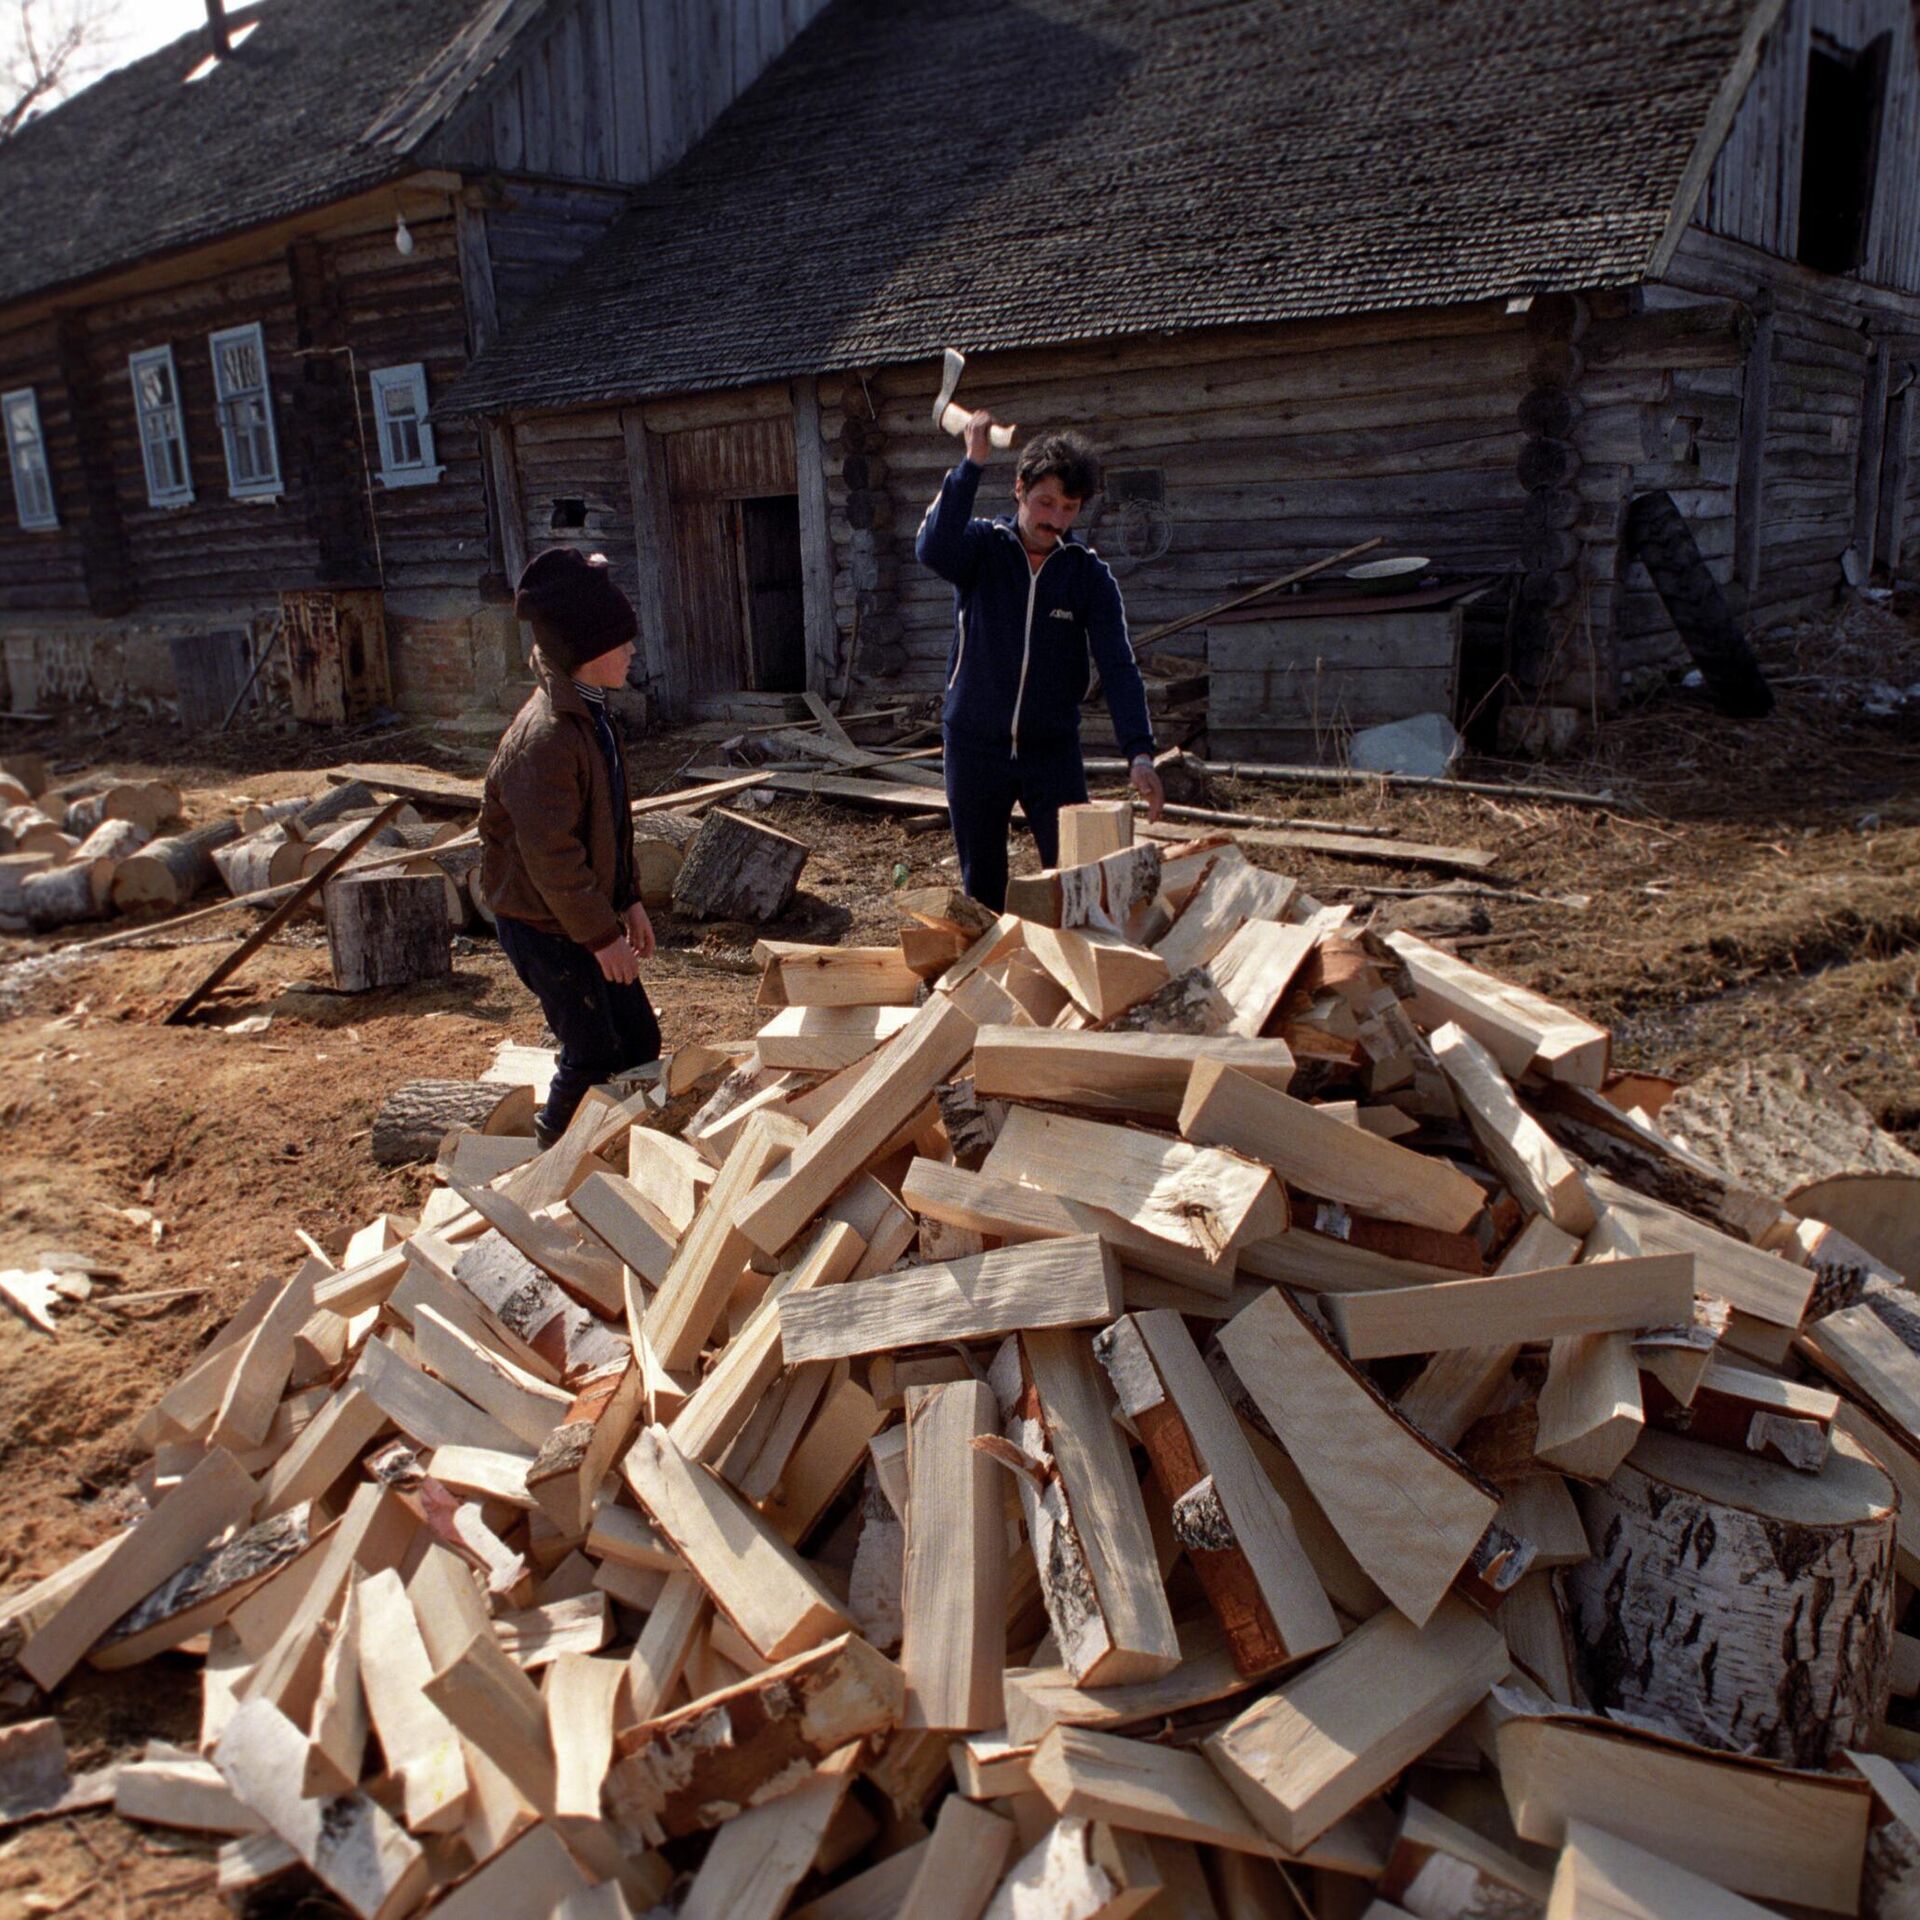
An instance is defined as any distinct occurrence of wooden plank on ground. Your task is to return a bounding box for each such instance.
[1146,819,1496,874]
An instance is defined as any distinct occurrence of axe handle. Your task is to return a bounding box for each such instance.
[938,401,1017,447]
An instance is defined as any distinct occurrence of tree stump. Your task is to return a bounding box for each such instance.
[212,826,304,896]
[371,1079,530,1166]
[636,811,705,906]
[324,872,451,993]
[672,808,809,921]
[111,820,241,912]
[21,859,113,928]
[1565,1429,1895,1766]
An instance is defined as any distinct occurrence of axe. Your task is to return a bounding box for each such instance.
[933,347,1017,448]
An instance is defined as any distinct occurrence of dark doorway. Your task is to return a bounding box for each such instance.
[1797,32,1890,274]
[741,495,806,692]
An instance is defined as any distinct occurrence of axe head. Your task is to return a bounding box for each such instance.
[933,346,967,428]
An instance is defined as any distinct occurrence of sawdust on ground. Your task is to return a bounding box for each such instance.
[0,598,1917,1915]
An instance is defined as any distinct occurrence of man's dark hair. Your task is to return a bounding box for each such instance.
[1016,430,1102,501]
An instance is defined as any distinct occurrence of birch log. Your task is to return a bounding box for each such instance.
[1564,1429,1895,1766]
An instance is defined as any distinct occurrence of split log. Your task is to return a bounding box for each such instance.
[371,1080,531,1166]
[673,808,810,921]
[988,1331,1180,1690]
[111,820,242,913]
[1057,801,1132,867]
[0,751,47,796]
[21,859,113,928]
[465,866,496,928]
[212,827,304,897]
[1563,1429,1895,1766]
[324,873,451,993]
[635,811,704,906]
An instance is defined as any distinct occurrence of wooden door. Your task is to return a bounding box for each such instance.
[663,419,798,697]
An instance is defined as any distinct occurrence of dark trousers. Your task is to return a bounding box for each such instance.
[943,735,1089,912]
[495,913,661,1140]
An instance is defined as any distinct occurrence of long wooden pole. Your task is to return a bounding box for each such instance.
[161,798,407,1025]
[1128,537,1385,656]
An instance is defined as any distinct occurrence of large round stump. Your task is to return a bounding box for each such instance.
[1566,1428,1895,1766]
[324,872,451,993]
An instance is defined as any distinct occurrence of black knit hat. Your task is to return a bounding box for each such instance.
[515,547,639,674]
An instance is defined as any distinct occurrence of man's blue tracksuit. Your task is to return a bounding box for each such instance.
[915,459,1155,910]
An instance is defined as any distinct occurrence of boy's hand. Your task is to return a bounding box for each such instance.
[624,901,656,961]
[595,935,640,985]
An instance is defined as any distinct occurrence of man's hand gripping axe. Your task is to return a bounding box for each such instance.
[933,347,1017,448]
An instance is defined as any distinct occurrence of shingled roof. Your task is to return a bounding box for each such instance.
[0,0,492,311]
[444,0,1768,417]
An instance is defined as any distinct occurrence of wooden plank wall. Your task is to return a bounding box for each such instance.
[482,180,630,333]
[815,308,1539,709]
[0,314,90,616]
[509,409,641,608]
[1701,0,1920,292]
[446,0,831,186]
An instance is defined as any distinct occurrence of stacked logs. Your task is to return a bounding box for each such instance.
[1513,294,1588,691]
[822,374,906,683]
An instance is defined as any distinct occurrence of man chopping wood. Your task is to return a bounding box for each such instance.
[480,547,659,1146]
[916,415,1164,911]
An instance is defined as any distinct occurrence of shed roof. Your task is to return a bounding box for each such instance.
[445,0,1769,418]
[0,0,496,312]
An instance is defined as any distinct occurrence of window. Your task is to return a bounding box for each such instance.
[1797,32,1891,275]
[208,322,282,497]
[2,388,57,530]
[369,362,442,487]
[129,345,193,507]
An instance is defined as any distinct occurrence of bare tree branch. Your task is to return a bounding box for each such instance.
[2,0,123,143]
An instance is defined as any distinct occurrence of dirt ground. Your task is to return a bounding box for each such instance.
[1,599,1918,1916]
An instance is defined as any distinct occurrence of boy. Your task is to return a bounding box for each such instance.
[480,547,659,1146]
[915,415,1164,910]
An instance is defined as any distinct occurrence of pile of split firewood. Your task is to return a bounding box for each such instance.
[5,801,1917,1920]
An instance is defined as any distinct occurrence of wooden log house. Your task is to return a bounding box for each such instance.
[442,0,1920,749]
[0,0,828,721]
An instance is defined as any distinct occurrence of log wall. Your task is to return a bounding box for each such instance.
[813,309,1547,714]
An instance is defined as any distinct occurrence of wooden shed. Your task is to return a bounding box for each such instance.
[0,0,829,721]
[445,0,1920,750]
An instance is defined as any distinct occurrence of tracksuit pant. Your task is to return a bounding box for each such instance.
[943,735,1089,913]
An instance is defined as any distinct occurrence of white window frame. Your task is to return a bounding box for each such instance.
[2,387,58,530]
[129,345,194,508]
[368,362,443,488]
[207,321,282,499]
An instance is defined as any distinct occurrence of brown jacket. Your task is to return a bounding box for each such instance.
[480,651,635,952]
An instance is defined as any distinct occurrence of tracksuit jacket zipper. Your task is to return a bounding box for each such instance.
[1003,527,1056,751]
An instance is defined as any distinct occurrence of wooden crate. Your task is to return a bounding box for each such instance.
[1206,606,1462,764]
